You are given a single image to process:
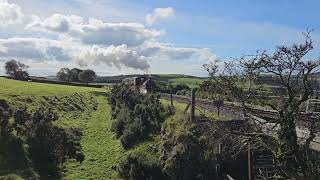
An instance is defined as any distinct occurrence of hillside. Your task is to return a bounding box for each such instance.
[93,74,207,88]
[0,78,140,179]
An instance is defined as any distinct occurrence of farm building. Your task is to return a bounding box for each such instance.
[122,75,156,94]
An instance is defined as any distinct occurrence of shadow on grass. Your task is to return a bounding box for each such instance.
[0,135,29,173]
[90,91,109,97]
[0,135,39,179]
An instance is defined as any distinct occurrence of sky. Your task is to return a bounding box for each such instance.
[0,0,320,77]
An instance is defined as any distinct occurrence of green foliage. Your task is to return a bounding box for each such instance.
[70,68,83,82]
[4,60,29,81]
[0,135,29,174]
[57,67,72,83]
[79,69,96,85]
[160,109,217,180]
[0,99,12,136]
[0,98,84,178]
[25,109,84,176]
[168,77,205,89]
[117,152,167,180]
[109,84,165,149]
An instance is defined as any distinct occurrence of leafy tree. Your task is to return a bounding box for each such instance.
[4,60,29,80]
[56,68,72,83]
[70,68,83,82]
[79,69,96,85]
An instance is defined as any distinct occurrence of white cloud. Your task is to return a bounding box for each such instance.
[76,44,150,70]
[0,0,24,27]
[0,37,71,62]
[0,2,217,76]
[26,14,83,33]
[27,14,162,46]
[146,7,175,26]
[139,42,216,62]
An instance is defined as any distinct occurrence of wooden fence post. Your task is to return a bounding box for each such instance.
[248,143,252,180]
[190,88,197,122]
[170,89,173,108]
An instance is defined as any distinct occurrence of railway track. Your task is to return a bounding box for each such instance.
[161,93,320,150]
[160,93,318,122]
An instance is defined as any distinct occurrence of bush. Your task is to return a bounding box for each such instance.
[120,118,146,149]
[109,84,166,149]
[25,109,84,176]
[117,152,167,180]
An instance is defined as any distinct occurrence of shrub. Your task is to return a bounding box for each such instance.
[117,152,167,180]
[120,118,146,149]
[109,84,166,149]
[0,99,12,136]
[25,109,84,176]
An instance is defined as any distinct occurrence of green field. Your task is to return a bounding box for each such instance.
[0,77,161,179]
[168,77,205,88]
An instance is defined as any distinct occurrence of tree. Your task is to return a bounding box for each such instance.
[56,68,72,83]
[203,31,320,177]
[70,68,83,82]
[4,60,29,80]
[79,69,96,85]
[248,31,320,175]
[203,56,262,118]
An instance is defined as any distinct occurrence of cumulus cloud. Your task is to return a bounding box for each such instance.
[0,37,71,62]
[146,7,175,26]
[27,15,162,46]
[0,0,24,27]
[76,44,150,70]
[26,14,83,33]
[139,42,216,62]
[0,2,216,74]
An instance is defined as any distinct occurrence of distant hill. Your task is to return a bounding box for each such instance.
[94,74,207,84]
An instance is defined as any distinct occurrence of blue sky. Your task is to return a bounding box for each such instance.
[0,0,319,76]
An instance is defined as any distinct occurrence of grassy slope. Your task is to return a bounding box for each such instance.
[0,78,103,97]
[63,95,124,180]
[0,78,123,179]
[0,77,161,179]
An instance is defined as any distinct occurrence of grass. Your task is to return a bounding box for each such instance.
[63,95,124,180]
[0,77,104,97]
[168,77,205,88]
[0,77,160,179]
[161,99,232,121]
